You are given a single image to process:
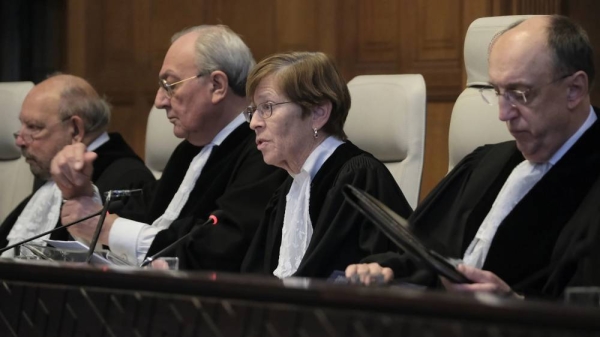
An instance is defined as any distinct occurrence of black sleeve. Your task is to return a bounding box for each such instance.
[116,141,197,223]
[148,143,287,272]
[298,155,413,277]
[358,145,496,286]
[242,153,414,278]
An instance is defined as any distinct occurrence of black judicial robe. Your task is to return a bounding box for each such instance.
[241,141,413,278]
[0,133,155,247]
[367,109,600,298]
[124,123,288,271]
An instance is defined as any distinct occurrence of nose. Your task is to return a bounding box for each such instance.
[13,125,27,147]
[498,95,518,122]
[248,111,263,131]
[14,132,26,147]
[154,88,170,109]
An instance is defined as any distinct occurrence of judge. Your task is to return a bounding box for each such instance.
[0,74,154,257]
[240,52,412,278]
[50,25,287,270]
[346,15,600,299]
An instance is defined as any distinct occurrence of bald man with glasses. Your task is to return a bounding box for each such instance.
[0,74,155,257]
[347,15,600,299]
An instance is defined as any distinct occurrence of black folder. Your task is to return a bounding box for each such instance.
[343,184,471,284]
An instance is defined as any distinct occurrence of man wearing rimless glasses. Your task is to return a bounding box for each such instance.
[50,25,286,270]
[0,74,155,257]
[348,15,600,299]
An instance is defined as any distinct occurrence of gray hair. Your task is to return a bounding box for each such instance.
[171,25,255,97]
[58,86,111,134]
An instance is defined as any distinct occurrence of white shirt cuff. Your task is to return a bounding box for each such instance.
[109,217,160,266]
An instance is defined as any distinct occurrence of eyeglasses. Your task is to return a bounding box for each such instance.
[159,74,203,98]
[243,101,294,123]
[13,116,71,145]
[480,73,573,107]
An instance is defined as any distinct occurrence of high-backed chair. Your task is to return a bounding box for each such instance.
[448,16,534,171]
[145,106,183,179]
[345,74,426,210]
[0,82,35,223]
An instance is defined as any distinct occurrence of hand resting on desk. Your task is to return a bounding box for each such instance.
[345,263,394,286]
[346,262,523,299]
[441,264,523,299]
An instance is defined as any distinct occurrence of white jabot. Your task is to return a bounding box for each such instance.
[152,143,214,230]
[273,136,344,278]
[108,114,246,265]
[1,132,111,258]
[462,160,552,268]
[463,106,596,268]
[2,181,62,258]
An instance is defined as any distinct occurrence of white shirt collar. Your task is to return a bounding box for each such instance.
[547,106,596,165]
[212,113,246,146]
[293,136,344,180]
[87,132,110,151]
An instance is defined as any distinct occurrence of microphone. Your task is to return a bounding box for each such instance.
[103,189,143,199]
[139,211,222,267]
[0,200,124,255]
[84,189,142,263]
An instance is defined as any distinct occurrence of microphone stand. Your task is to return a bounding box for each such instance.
[139,212,221,267]
[84,190,115,263]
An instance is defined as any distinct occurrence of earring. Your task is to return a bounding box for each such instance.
[313,128,318,139]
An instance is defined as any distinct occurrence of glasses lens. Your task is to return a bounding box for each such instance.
[506,90,527,105]
[259,103,273,118]
[243,106,256,123]
[159,80,172,98]
[13,131,32,144]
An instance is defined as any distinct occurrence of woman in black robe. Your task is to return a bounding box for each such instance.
[240,51,412,278]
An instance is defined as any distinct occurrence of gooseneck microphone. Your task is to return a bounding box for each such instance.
[103,189,143,199]
[0,209,104,254]
[0,189,139,256]
[139,211,222,267]
[84,189,143,263]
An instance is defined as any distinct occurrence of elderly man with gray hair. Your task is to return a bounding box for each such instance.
[0,74,155,257]
[50,25,287,271]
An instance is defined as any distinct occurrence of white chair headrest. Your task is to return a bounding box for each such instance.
[346,74,426,162]
[346,74,426,209]
[145,106,183,178]
[0,82,34,160]
[465,15,535,86]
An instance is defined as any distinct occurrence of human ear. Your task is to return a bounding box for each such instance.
[566,71,588,109]
[70,116,85,143]
[209,71,229,104]
[312,100,332,131]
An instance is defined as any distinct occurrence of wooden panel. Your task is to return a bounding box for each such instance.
[275,0,318,51]
[399,0,463,101]
[338,0,465,101]
[565,0,600,107]
[357,0,398,63]
[512,0,563,14]
[420,102,453,202]
[416,0,461,61]
[65,0,160,157]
